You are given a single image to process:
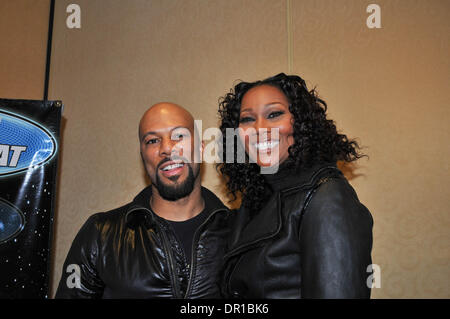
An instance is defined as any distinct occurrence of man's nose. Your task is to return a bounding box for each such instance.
[159,138,177,157]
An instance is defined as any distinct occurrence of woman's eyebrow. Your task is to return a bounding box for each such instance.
[240,102,286,113]
[264,101,286,107]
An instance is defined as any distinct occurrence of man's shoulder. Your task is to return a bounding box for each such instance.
[84,202,133,229]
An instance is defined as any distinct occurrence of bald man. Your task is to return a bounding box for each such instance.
[55,103,232,298]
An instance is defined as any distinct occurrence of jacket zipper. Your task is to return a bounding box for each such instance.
[183,208,226,298]
[159,222,182,298]
[131,206,183,298]
[131,206,227,298]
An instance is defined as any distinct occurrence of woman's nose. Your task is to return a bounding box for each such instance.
[253,117,272,139]
[253,117,265,131]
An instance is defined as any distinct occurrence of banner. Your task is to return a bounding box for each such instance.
[0,99,62,298]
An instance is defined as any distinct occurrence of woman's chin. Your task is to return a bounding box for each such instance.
[253,157,282,171]
[252,155,289,173]
[256,160,278,167]
[250,154,276,167]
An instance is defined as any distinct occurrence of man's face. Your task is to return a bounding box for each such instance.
[139,106,201,201]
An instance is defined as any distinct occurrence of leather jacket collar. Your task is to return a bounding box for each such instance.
[125,185,228,229]
[263,162,338,191]
[224,162,340,259]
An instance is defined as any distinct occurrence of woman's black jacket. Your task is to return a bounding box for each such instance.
[221,163,373,298]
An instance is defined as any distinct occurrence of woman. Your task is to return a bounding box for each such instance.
[217,73,373,298]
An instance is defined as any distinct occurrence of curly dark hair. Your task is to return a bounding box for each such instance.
[217,73,365,211]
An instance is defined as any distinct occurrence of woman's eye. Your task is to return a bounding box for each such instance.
[239,116,254,123]
[268,111,284,119]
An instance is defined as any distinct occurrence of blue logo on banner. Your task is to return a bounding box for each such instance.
[0,198,25,243]
[0,110,57,177]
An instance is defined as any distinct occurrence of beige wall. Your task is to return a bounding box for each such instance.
[4,0,446,298]
[0,0,50,99]
[291,0,450,298]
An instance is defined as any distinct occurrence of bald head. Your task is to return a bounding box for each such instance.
[139,102,195,141]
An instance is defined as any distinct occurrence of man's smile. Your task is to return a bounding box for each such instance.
[159,160,187,178]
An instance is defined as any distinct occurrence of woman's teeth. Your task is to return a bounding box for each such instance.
[162,163,184,171]
[254,141,279,151]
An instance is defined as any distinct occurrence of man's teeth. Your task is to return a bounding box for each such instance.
[162,163,184,171]
[254,141,279,150]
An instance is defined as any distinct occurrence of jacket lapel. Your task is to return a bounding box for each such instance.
[224,191,281,259]
[224,163,340,259]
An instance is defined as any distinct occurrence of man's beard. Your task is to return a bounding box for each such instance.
[155,163,200,201]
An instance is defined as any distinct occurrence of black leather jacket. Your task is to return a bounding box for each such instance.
[221,163,373,298]
[55,186,231,298]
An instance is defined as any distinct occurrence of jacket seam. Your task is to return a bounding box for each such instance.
[88,213,106,297]
[297,176,337,240]
[224,167,341,260]
[158,220,182,298]
[223,192,282,259]
[184,207,228,298]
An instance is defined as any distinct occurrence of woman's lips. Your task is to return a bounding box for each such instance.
[252,140,279,152]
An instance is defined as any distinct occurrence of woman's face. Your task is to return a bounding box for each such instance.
[238,84,294,168]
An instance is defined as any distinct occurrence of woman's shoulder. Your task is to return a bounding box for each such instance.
[303,176,373,229]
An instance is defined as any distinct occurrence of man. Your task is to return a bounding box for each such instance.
[55,103,231,298]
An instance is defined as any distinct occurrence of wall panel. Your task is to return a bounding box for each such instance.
[49,0,288,296]
[47,0,449,298]
[0,0,50,99]
[291,0,450,298]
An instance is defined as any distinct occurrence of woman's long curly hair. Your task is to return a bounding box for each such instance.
[217,73,365,212]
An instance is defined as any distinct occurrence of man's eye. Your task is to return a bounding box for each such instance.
[239,116,254,123]
[268,111,284,119]
[145,138,158,145]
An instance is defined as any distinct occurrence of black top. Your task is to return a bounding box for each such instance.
[142,195,213,265]
[167,205,209,264]
[263,162,297,191]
